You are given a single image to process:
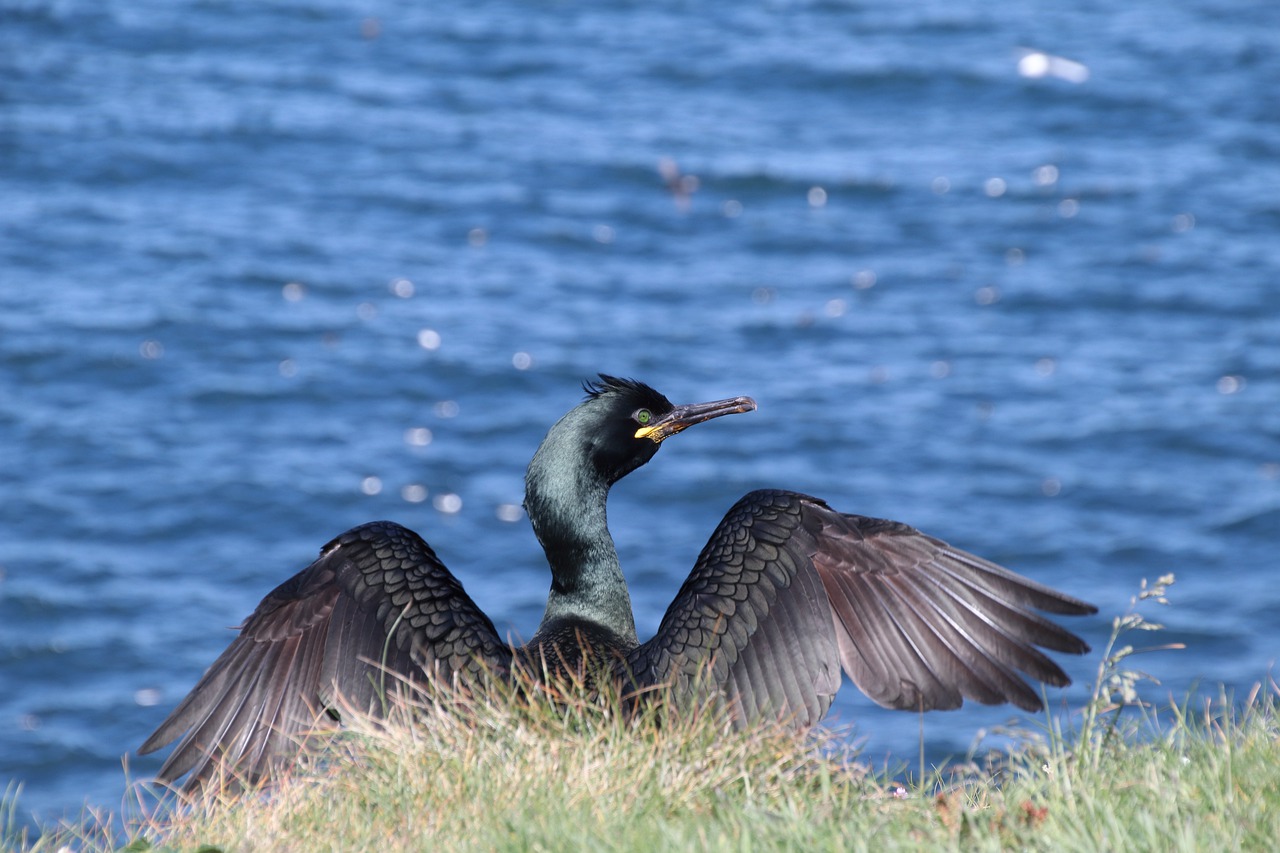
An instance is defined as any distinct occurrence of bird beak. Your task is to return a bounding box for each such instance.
[635,396,757,443]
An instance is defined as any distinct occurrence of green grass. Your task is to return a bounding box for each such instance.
[7,576,1280,852]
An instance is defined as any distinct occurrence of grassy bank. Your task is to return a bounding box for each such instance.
[7,578,1280,851]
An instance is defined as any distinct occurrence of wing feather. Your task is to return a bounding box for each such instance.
[628,490,841,728]
[629,490,1095,727]
[139,521,510,793]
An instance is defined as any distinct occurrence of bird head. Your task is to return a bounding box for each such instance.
[565,375,756,485]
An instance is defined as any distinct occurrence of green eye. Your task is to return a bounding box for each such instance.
[635,409,652,425]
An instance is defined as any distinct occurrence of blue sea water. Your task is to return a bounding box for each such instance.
[2,0,1278,835]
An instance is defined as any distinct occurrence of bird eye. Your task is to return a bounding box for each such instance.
[634,408,652,425]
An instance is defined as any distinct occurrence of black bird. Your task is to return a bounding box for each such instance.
[140,376,1096,792]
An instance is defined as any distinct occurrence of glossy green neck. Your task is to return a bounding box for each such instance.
[524,406,638,647]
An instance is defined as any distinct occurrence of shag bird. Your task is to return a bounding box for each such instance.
[140,376,1096,792]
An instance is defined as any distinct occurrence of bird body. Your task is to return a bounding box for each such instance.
[141,376,1096,792]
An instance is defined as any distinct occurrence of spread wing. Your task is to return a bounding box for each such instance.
[139,521,509,793]
[627,490,1096,727]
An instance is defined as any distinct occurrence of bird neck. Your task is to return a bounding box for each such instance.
[524,429,639,647]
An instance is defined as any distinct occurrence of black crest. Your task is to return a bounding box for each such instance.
[582,374,673,412]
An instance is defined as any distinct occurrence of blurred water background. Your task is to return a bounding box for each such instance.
[2,0,1278,835]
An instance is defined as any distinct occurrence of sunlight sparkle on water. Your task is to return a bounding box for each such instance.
[496,503,524,523]
[1017,50,1090,84]
[361,476,383,496]
[1033,165,1060,186]
[433,493,462,514]
[405,427,433,446]
[402,484,428,503]
[1217,375,1246,395]
[418,328,441,350]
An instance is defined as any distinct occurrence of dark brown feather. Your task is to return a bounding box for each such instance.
[629,490,1095,722]
[139,521,509,793]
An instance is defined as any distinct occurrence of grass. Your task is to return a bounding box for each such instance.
[6,576,1280,852]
